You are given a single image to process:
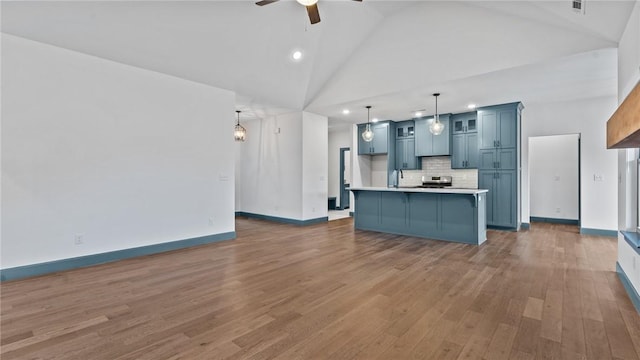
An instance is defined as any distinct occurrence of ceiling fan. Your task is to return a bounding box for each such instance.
[256,0,363,25]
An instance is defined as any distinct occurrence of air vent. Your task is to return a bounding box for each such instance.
[572,0,586,14]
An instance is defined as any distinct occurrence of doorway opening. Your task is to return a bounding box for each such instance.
[329,147,351,221]
[528,134,581,228]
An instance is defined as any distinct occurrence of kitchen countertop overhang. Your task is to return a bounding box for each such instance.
[350,187,488,195]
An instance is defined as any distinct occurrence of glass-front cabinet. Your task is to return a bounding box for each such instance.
[451,112,477,135]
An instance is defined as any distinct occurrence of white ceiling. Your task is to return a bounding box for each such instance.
[1,0,635,126]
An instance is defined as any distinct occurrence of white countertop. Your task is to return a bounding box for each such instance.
[350,187,488,195]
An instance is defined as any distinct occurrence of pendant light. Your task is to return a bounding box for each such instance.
[429,93,445,136]
[234,110,246,142]
[362,105,374,142]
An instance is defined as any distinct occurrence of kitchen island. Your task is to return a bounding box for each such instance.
[350,187,488,245]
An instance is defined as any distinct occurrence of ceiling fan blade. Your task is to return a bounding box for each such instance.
[255,0,279,6]
[306,3,321,24]
[352,0,363,2]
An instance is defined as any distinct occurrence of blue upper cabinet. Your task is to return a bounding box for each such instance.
[451,112,478,169]
[451,112,477,135]
[358,122,390,155]
[415,114,451,157]
[396,137,419,170]
[396,120,415,138]
[478,104,519,150]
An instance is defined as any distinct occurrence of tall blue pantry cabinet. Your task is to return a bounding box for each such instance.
[477,103,523,229]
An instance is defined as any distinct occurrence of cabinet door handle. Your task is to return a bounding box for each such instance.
[496,140,500,147]
[497,162,500,169]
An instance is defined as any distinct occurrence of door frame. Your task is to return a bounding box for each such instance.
[339,147,350,210]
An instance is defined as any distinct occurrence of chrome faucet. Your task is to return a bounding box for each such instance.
[395,169,403,187]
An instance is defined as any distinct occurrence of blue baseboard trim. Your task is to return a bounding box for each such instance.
[0,231,236,282]
[530,217,579,225]
[580,227,618,237]
[487,225,518,232]
[235,212,327,226]
[616,262,640,314]
[521,222,530,230]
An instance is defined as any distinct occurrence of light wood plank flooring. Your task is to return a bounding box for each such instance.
[2,218,639,359]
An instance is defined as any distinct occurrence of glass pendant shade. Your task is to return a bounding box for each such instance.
[362,105,374,142]
[234,110,246,142]
[429,93,444,136]
[429,115,444,136]
[362,123,374,142]
[296,0,318,5]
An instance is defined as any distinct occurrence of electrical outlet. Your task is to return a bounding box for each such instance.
[593,174,603,182]
[74,234,84,245]
[312,207,316,212]
[555,208,561,213]
[208,217,214,226]
[554,175,560,181]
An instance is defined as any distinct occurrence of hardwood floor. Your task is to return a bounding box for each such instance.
[2,218,639,359]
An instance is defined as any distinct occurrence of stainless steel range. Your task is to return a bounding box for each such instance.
[419,176,452,188]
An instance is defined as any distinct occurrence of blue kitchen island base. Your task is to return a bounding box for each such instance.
[351,188,488,245]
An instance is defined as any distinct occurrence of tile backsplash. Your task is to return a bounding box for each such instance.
[398,156,478,188]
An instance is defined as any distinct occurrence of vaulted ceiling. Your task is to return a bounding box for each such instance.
[1,1,635,126]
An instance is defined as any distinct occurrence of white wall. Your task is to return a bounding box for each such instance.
[618,0,640,101]
[235,113,303,219]
[529,134,580,220]
[328,126,351,205]
[302,112,328,220]
[521,96,618,231]
[235,111,328,221]
[1,34,235,269]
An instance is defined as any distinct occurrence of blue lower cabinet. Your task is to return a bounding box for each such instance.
[380,192,408,231]
[479,170,517,228]
[407,193,439,234]
[353,191,380,229]
[440,195,477,243]
[352,190,487,245]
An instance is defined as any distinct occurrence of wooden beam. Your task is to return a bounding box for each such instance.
[607,81,640,149]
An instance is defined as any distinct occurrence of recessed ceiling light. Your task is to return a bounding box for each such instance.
[415,111,422,117]
[467,104,477,109]
[342,109,350,115]
[372,118,379,123]
[292,50,303,61]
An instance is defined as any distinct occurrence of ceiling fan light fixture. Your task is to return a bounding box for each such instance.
[296,0,318,5]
